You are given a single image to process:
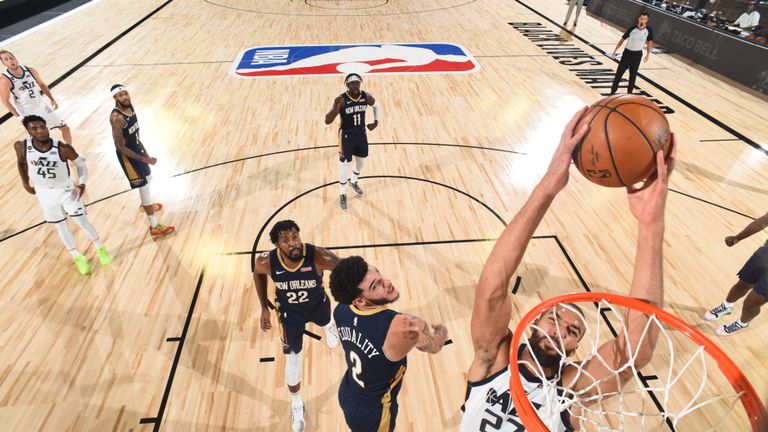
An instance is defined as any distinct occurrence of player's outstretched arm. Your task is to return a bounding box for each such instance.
[574,142,675,397]
[726,211,768,247]
[467,107,589,381]
[29,67,57,109]
[383,314,448,361]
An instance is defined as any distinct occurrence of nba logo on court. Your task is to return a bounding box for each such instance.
[231,43,479,78]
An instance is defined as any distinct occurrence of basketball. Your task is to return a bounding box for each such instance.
[572,94,671,188]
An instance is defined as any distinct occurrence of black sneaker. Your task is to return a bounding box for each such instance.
[349,181,364,196]
[340,194,347,210]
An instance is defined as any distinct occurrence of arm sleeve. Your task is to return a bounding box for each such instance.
[646,27,653,42]
[623,27,634,39]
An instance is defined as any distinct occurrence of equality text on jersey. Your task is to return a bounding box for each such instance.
[274,279,317,291]
[337,326,381,358]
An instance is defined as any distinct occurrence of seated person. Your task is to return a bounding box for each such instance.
[732,3,761,30]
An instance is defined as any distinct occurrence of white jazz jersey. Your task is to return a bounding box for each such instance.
[3,66,43,109]
[460,363,573,431]
[26,139,73,189]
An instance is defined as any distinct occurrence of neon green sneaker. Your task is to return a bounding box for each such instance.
[96,245,112,265]
[73,255,92,275]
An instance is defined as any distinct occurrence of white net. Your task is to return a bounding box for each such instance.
[514,299,755,431]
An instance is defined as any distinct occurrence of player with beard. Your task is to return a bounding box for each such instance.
[253,220,341,432]
[329,256,449,432]
[460,107,675,431]
[109,84,175,238]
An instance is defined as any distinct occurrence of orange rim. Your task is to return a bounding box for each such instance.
[509,292,766,431]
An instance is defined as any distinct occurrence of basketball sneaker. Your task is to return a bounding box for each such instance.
[139,203,163,213]
[716,320,749,336]
[150,224,176,238]
[96,245,112,265]
[73,255,91,275]
[339,194,347,210]
[324,325,339,350]
[703,302,733,321]
[291,400,305,432]
[349,181,364,196]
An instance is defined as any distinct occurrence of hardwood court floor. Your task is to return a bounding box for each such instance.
[0,0,766,430]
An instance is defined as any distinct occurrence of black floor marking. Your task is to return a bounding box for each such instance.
[225,237,500,256]
[445,339,453,345]
[642,374,660,381]
[699,138,743,142]
[304,330,321,340]
[259,357,275,363]
[511,276,523,294]
[84,60,231,67]
[514,0,768,156]
[0,142,525,244]
[165,337,180,342]
[669,188,755,220]
[0,0,176,125]
[249,175,508,271]
[141,267,206,431]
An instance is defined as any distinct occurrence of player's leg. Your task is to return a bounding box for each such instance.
[349,133,368,196]
[564,0,577,24]
[38,188,90,274]
[311,295,338,349]
[63,188,112,265]
[705,242,767,321]
[339,130,353,210]
[717,287,767,336]
[279,312,306,432]
[40,105,71,144]
[573,0,584,25]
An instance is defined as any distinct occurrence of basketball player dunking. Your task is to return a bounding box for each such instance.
[14,115,111,275]
[252,220,341,432]
[324,73,380,210]
[460,108,675,431]
[109,85,175,238]
[329,255,449,432]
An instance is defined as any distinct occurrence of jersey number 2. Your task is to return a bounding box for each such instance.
[349,351,365,388]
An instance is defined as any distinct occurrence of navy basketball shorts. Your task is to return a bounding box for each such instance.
[738,241,768,299]
[338,379,398,432]
[277,295,331,354]
[339,129,369,162]
[116,151,151,189]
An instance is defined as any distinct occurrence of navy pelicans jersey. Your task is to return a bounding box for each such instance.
[334,304,407,404]
[2,66,43,108]
[339,91,369,131]
[270,243,326,313]
[26,139,72,189]
[112,108,144,155]
[460,345,574,432]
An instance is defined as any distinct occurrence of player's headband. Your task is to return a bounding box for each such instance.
[344,74,362,84]
[110,86,127,96]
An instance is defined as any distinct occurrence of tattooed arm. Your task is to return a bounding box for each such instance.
[382,314,448,361]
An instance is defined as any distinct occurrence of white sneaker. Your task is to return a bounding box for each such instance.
[703,302,733,321]
[716,320,749,336]
[324,325,339,349]
[291,401,305,432]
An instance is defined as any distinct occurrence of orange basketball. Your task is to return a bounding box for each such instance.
[572,95,671,188]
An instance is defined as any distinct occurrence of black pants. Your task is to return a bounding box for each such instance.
[611,49,643,94]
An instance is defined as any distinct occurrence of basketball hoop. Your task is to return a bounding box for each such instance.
[509,292,766,431]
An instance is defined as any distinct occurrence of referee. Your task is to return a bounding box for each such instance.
[610,12,654,95]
